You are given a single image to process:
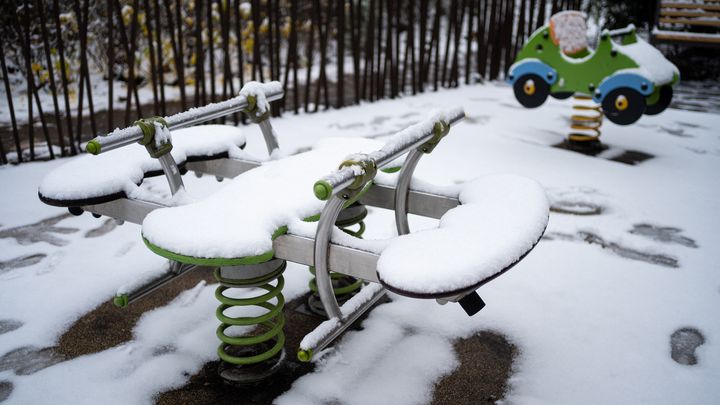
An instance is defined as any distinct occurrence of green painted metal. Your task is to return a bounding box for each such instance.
[314,180,332,200]
[142,225,288,266]
[134,116,173,158]
[85,140,101,155]
[113,294,128,308]
[297,348,312,362]
[215,266,287,366]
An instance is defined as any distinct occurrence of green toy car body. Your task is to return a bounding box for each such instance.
[508,13,680,125]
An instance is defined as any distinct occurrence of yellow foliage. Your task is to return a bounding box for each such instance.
[31,62,43,73]
[281,20,291,38]
[243,38,254,54]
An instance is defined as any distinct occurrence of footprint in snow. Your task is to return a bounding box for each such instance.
[463,114,492,125]
[658,126,693,138]
[0,214,78,246]
[84,218,118,238]
[670,327,705,366]
[0,381,12,403]
[675,121,705,129]
[629,224,698,248]
[547,187,604,216]
[0,254,47,274]
[0,346,66,376]
[0,320,23,336]
[114,242,136,257]
[543,231,678,268]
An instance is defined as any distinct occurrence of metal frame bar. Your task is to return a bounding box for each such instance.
[78,179,460,280]
[88,86,284,154]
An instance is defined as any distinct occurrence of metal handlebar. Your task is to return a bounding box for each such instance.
[85,83,284,155]
[313,108,465,200]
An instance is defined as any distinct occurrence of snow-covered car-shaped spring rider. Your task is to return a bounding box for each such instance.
[507,11,679,125]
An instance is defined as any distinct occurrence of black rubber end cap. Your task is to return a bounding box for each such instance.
[68,206,84,216]
[459,292,485,316]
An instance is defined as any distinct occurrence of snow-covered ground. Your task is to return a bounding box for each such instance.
[1,82,719,404]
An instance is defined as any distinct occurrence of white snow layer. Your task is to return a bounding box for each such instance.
[377,174,549,295]
[2,82,720,405]
[141,137,384,259]
[615,36,680,85]
[38,125,247,201]
[550,11,589,55]
[238,80,283,114]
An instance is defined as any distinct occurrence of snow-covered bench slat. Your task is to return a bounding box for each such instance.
[652,1,720,46]
[38,125,247,207]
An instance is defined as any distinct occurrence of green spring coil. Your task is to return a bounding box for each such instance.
[215,262,286,366]
[308,203,366,300]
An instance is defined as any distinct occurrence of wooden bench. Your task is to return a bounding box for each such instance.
[652,0,720,46]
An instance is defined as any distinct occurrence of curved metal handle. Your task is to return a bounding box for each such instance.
[314,108,464,201]
[312,196,346,319]
[394,148,424,236]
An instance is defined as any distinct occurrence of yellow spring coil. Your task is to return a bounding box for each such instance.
[568,95,604,143]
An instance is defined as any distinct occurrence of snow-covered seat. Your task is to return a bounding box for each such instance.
[550,10,589,57]
[141,137,385,265]
[376,174,548,298]
[38,125,246,207]
[141,135,549,298]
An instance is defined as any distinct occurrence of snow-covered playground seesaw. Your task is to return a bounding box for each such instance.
[37,81,549,384]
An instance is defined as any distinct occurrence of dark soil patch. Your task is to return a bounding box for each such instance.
[56,268,215,358]
[432,332,516,405]
[155,296,323,405]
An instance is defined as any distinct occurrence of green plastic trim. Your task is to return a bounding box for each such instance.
[297,348,312,362]
[381,166,401,173]
[142,226,288,266]
[419,120,450,154]
[85,140,101,155]
[646,87,661,105]
[135,116,173,158]
[113,294,129,308]
[621,28,638,45]
[243,94,270,123]
[314,180,333,201]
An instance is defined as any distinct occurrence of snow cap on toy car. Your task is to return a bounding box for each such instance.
[549,11,588,57]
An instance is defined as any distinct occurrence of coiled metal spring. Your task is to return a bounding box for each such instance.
[215,261,286,369]
[568,95,604,144]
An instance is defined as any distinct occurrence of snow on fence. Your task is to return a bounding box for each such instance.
[0,0,581,165]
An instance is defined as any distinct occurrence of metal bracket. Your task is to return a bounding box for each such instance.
[243,95,280,155]
[134,116,185,196]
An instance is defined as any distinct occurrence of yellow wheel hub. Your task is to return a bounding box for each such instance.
[523,80,536,96]
[615,95,629,111]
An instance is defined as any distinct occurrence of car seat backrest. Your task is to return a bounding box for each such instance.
[549,11,589,57]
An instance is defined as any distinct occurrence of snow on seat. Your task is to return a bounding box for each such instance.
[141,137,385,265]
[38,125,246,207]
[376,174,549,298]
[550,10,589,57]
